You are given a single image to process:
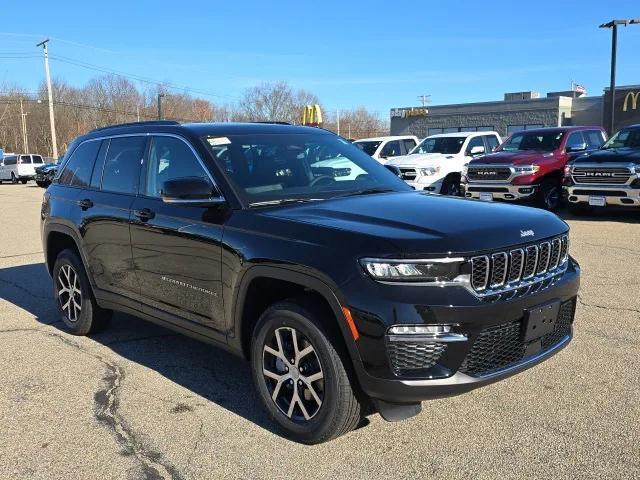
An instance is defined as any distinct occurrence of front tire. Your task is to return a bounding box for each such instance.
[251,299,362,444]
[20,179,28,184]
[440,175,462,196]
[536,179,561,211]
[53,249,111,335]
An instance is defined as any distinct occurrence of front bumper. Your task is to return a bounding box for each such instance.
[463,182,537,201]
[564,185,640,207]
[405,178,443,192]
[344,258,580,403]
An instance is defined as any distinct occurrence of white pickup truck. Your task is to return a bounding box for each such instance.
[353,136,419,162]
[385,131,501,195]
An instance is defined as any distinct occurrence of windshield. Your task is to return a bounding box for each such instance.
[411,136,465,155]
[353,140,382,156]
[500,131,564,152]
[601,128,640,150]
[203,133,411,205]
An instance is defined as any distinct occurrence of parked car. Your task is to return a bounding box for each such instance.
[385,132,501,196]
[0,153,45,184]
[462,127,606,210]
[353,135,419,162]
[42,120,579,444]
[35,163,59,187]
[564,124,640,214]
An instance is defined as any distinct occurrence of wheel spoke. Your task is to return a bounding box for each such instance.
[264,345,284,361]
[286,390,297,417]
[262,367,283,381]
[271,378,285,402]
[291,328,300,359]
[305,371,324,383]
[297,392,311,420]
[297,345,314,361]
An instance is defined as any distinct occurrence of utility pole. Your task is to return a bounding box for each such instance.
[19,98,29,152]
[336,109,340,136]
[157,93,165,120]
[599,19,640,134]
[36,39,58,158]
[417,94,431,107]
[136,104,140,122]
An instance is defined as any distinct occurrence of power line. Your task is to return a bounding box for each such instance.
[49,54,240,101]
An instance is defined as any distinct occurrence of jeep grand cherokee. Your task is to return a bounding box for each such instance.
[41,121,580,444]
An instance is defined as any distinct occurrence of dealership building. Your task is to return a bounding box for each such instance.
[390,85,640,138]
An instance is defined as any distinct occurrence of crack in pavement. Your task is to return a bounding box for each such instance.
[103,333,178,347]
[1,327,185,480]
[0,251,44,259]
[577,295,640,315]
[0,274,53,301]
[574,242,640,255]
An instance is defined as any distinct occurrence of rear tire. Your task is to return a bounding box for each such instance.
[251,299,362,444]
[36,181,46,188]
[536,178,561,211]
[20,179,28,184]
[440,175,462,196]
[52,249,112,335]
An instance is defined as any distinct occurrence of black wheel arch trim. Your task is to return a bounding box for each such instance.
[43,221,93,285]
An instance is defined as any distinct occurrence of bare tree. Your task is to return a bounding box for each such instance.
[237,81,319,124]
[323,107,388,139]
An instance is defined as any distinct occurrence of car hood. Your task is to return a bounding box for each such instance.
[35,164,57,173]
[471,150,555,166]
[260,191,568,255]
[386,153,457,167]
[573,147,640,164]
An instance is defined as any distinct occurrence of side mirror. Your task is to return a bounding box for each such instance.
[468,145,485,156]
[384,164,401,177]
[161,177,225,207]
[566,142,587,153]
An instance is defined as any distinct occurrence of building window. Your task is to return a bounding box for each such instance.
[443,127,459,133]
[428,128,443,135]
[460,127,476,132]
[476,126,495,132]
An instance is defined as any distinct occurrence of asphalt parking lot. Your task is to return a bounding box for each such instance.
[0,183,638,480]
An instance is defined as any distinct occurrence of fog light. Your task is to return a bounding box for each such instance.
[388,325,452,335]
[519,187,533,194]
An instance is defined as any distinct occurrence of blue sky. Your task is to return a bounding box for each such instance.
[2,0,640,117]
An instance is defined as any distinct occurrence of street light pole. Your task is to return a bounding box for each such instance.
[19,98,29,153]
[36,38,58,158]
[158,93,165,120]
[599,19,640,135]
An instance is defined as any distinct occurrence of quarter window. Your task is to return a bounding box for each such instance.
[32,155,44,164]
[101,136,146,194]
[20,155,31,164]
[145,136,211,198]
[58,141,101,187]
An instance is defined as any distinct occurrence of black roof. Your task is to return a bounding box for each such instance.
[83,121,330,140]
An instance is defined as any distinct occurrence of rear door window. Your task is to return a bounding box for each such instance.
[484,135,500,152]
[20,155,32,164]
[100,136,146,194]
[4,155,17,165]
[402,139,417,153]
[585,130,605,149]
[380,140,401,158]
[58,141,102,187]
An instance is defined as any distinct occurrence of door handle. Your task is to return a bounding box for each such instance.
[133,208,155,221]
[77,199,93,210]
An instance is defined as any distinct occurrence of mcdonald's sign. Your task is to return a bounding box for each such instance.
[301,104,323,126]
[622,91,640,112]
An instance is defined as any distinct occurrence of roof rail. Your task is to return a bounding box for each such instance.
[88,120,180,134]
[250,121,291,125]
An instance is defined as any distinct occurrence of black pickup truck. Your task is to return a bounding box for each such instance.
[564,124,640,213]
[41,121,580,443]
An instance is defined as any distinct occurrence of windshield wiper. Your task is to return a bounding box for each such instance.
[248,198,322,208]
[336,187,394,198]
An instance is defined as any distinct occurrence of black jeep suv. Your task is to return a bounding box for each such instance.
[41,121,580,443]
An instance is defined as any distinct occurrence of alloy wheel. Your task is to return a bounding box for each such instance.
[545,185,560,210]
[57,264,82,322]
[262,327,324,421]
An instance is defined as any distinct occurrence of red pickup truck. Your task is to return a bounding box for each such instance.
[461,126,607,210]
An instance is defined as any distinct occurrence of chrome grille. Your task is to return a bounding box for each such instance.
[467,166,511,181]
[537,242,551,274]
[399,168,417,181]
[469,235,569,297]
[490,253,508,288]
[507,249,524,283]
[471,256,490,291]
[571,167,632,185]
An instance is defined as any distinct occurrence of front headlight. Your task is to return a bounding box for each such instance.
[360,258,465,282]
[419,166,440,176]
[513,165,540,175]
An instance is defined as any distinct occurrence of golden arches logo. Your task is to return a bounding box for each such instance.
[301,104,323,125]
[622,91,640,112]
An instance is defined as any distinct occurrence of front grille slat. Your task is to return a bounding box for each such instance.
[459,299,576,376]
[572,167,632,185]
[469,235,569,300]
[467,166,512,181]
